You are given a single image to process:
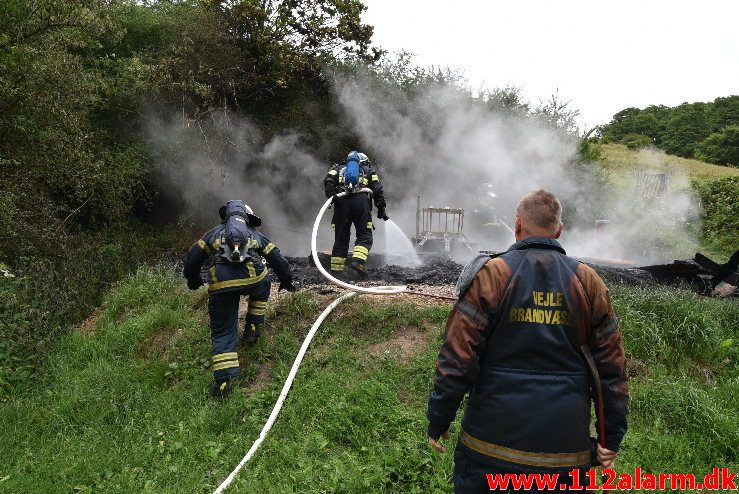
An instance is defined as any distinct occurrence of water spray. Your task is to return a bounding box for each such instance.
[311,189,407,294]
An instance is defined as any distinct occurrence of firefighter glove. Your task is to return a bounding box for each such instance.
[279,281,297,292]
[187,277,203,290]
[377,209,389,221]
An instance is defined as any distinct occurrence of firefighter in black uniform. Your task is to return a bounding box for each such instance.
[183,201,296,399]
[427,190,628,493]
[323,151,388,275]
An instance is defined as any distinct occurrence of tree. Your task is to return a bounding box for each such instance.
[534,90,581,136]
[599,105,670,144]
[711,95,739,132]
[661,102,713,158]
[695,125,739,167]
[483,86,530,117]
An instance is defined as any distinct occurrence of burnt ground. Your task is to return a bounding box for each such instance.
[283,253,737,297]
[285,254,462,287]
[285,254,660,290]
[172,251,735,297]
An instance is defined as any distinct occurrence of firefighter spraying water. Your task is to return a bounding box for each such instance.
[323,151,388,276]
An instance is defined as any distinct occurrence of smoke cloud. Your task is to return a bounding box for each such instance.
[564,148,699,263]
[145,111,333,253]
[146,76,700,264]
[334,76,700,263]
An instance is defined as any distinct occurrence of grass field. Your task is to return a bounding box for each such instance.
[599,143,739,187]
[0,268,737,493]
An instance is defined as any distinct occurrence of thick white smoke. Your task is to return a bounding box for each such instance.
[333,76,699,263]
[146,111,332,254]
[146,75,700,264]
[564,148,699,263]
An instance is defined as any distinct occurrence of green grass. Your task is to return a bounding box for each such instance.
[612,284,739,478]
[599,143,739,187]
[0,268,737,493]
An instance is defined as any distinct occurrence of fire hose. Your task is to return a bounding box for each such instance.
[211,188,605,491]
[212,190,408,493]
[310,189,407,294]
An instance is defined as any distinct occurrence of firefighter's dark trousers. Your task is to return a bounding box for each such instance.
[330,193,373,271]
[453,444,586,493]
[207,281,271,380]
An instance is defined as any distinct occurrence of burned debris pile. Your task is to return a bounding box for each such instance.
[289,255,462,287]
[288,251,739,299]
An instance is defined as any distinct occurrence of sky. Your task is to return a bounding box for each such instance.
[361,0,739,130]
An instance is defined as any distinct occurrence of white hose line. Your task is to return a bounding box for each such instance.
[212,291,357,494]
[311,190,407,295]
[213,191,407,493]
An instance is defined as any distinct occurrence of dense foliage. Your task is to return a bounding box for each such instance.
[599,96,739,166]
[694,176,739,258]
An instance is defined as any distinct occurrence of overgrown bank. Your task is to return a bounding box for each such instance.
[0,268,736,493]
[0,0,602,391]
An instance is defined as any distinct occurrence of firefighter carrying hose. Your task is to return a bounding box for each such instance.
[323,151,388,276]
[183,200,296,399]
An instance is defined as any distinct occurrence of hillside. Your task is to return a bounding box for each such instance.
[598,96,739,167]
[0,268,736,493]
[599,143,739,187]
[596,143,738,259]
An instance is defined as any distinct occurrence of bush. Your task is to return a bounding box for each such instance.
[693,176,739,258]
[0,225,192,396]
[0,274,35,395]
[621,133,653,149]
[695,125,739,167]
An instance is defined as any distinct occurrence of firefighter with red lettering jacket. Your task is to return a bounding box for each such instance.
[427,190,629,493]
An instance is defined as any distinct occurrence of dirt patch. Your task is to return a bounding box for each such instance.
[397,386,418,407]
[367,322,437,363]
[245,361,273,391]
[693,361,717,385]
[626,357,649,379]
[139,327,183,359]
[78,309,101,333]
[303,284,454,307]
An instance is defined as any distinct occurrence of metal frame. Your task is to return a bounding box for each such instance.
[415,195,475,253]
[637,171,669,198]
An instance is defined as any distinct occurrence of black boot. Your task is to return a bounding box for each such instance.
[210,378,233,399]
[242,323,261,344]
[349,260,368,277]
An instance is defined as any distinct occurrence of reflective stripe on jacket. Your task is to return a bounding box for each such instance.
[183,224,292,294]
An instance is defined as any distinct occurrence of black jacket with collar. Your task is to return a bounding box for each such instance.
[428,237,628,471]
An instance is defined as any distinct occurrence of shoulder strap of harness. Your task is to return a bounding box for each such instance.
[454,253,500,297]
